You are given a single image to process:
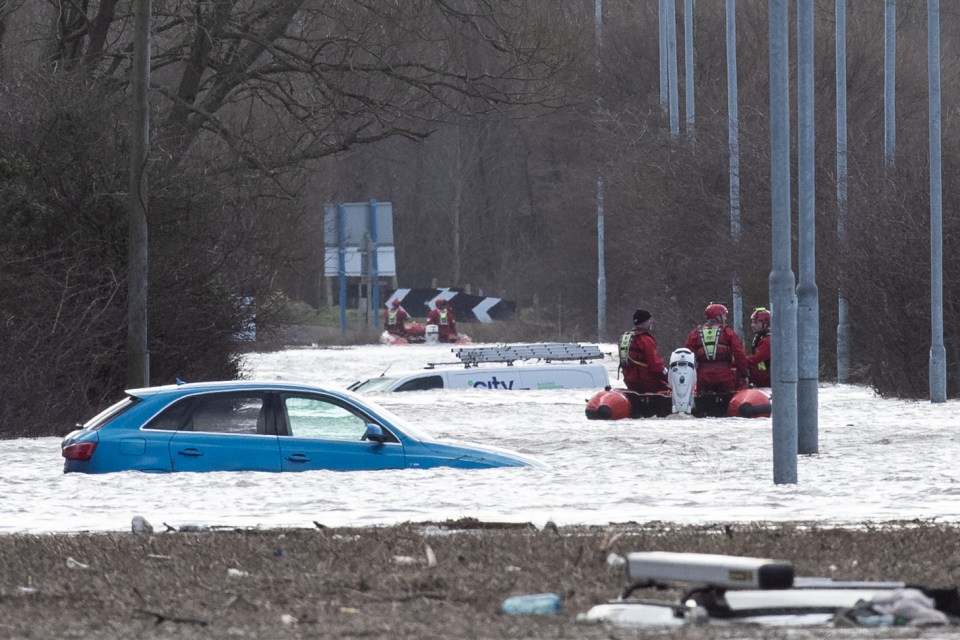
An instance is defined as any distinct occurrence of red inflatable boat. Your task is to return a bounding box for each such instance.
[586,346,771,420]
[379,322,471,345]
[585,386,772,420]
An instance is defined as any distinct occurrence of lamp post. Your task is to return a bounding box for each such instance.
[769,0,798,484]
[128,0,151,388]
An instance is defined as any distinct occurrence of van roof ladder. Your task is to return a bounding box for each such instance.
[452,343,604,367]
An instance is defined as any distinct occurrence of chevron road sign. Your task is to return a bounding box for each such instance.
[386,288,516,323]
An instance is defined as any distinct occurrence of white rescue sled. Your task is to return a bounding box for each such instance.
[667,347,696,414]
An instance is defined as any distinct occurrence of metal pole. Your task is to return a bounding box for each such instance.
[598,177,607,341]
[338,203,347,334]
[836,0,850,383]
[596,0,606,342]
[595,0,603,52]
[928,0,946,402]
[659,0,668,114]
[769,0,798,484]
[684,0,695,136]
[726,0,743,340]
[667,0,680,137]
[884,0,896,167]
[796,0,818,454]
[369,200,380,329]
[127,0,151,388]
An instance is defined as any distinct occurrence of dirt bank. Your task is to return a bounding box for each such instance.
[2,519,958,639]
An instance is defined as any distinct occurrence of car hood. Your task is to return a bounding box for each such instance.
[417,440,546,468]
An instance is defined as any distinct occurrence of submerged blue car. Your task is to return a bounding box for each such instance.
[61,380,541,473]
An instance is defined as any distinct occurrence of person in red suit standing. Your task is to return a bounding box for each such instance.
[618,309,669,394]
[384,299,411,337]
[746,307,772,388]
[426,298,458,342]
[684,303,749,394]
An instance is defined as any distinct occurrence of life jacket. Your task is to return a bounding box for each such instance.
[753,331,770,371]
[698,323,722,361]
[618,331,633,368]
[619,329,651,369]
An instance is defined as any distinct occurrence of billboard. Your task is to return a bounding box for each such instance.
[323,201,396,277]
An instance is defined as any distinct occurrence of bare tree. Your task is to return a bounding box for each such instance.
[18,1,580,169]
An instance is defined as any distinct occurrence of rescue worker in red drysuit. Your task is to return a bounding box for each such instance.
[618,309,669,394]
[746,307,772,388]
[684,303,749,394]
[427,297,458,342]
[384,299,411,337]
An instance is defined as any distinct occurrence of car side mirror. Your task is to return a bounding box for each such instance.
[362,424,386,443]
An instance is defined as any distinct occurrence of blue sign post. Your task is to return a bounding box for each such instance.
[324,202,396,335]
[337,203,347,334]
[369,200,381,328]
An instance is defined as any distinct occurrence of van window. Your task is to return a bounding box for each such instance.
[395,375,445,392]
[348,377,399,392]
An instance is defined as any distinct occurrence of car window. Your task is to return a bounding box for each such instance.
[191,394,265,434]
[281,394,387,441]
[395,375,444,392]
[144,397,195,431]
[83,397,139,430]
[146,392,265,434]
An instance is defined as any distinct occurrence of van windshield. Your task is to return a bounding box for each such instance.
[347,377,399,393]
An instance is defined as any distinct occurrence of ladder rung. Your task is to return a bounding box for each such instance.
[452,343,604,365]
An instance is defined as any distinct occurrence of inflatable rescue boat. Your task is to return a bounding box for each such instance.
[379,323,472,345]
[585,347,771,420]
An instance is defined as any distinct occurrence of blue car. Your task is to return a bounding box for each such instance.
[61,380,542,473]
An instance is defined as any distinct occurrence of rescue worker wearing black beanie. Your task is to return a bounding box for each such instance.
[618,308,668,393]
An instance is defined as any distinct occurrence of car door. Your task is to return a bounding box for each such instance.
[165,391,281,472]
[276,392,405,471]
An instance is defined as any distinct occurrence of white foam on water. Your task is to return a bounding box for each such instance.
[4,344,959,533]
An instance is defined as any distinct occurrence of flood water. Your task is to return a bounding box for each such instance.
[4,343,959,534]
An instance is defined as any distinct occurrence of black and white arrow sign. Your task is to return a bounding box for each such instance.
[386,288,516,323]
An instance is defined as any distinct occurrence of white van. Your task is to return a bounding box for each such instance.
[348,362,609,393]
[348,342,610,393]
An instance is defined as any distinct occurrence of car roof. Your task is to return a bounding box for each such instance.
[126,380,349,399]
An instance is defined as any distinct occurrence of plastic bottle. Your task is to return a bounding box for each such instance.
[500,592,562,615]
[858,613,895,627]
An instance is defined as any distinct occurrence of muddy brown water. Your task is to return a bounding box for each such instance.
[2,519,958,639]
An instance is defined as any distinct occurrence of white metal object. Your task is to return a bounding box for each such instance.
[586,552,947,629]
[452,343,603,366]
[424,324,439,344]
[668,348,697,414]
[579,602,689,627]
[627,552,794,590]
